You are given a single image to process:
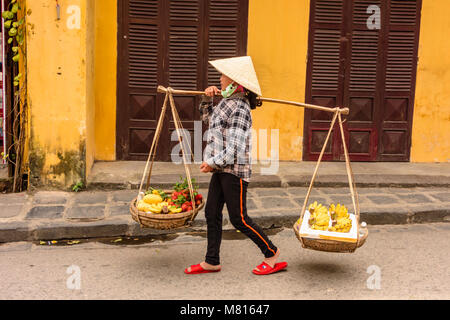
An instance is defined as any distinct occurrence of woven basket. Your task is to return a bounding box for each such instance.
[293,220,368,253]
[130,191,205,230]
[293,110,369,253]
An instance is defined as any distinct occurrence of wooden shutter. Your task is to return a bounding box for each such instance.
[379,0,422,161]
[165,0,247,160]
[304,0,422,162]
[117,0,249,161]
[304,0,346,161]
[166,0,202,161]
[207,0,247,86]
[340,0,382,161]
[117,0,167,160]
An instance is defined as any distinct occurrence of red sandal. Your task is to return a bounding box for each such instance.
[184,263,221,275]
[252,261,288,275]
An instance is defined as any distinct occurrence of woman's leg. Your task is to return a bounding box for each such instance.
[219,172,278,260]
[204,172,226,266]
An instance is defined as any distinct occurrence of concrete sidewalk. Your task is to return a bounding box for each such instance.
[87,161,450,190]
[0,161,449,243]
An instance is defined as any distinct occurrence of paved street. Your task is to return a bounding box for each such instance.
[0,222,449,300]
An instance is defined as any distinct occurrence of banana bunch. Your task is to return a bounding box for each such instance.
[137,198,183,214]
[305,201,353,233]
[336,204,349,218]
[137,200,166,213]
[328,203,351,232]
[308,201,330,231]
[329,203,349,219]
[328,216,352,233]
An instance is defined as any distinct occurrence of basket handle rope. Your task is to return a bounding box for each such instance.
[298,109,361,241]
[135,92,170,227]
[141,93,170,196]
[337,111,361,226]
[136,87,199,225]
[167,88,198,222]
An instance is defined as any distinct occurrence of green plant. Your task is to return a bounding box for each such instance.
[72,181,84,192]
[2,0,27,87]
[173,175,199,192]
[144,187,169,201]
[1,0,31,192]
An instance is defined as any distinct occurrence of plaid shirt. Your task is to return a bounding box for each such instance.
[199,92,252,182]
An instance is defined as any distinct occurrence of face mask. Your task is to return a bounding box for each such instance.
[221,83,238,98]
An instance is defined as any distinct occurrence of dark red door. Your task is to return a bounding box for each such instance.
[304,0,422,161]
[117,0,248,161]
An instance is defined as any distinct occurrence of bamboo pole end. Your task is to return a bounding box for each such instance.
[157,85,167,93]
[340,107,350,115]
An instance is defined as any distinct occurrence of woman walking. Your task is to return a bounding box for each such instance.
[184,56,287,275]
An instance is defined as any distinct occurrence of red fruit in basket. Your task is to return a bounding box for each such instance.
[171,193,178,200]
[187,206,193,212]
[195,194,202,201]
[196,199,201,206]
[181,203,188,212]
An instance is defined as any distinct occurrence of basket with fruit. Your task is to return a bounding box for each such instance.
[130,177,205,230]
[293,200,368,253]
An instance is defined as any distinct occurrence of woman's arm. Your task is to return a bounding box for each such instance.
[199,86,220,123]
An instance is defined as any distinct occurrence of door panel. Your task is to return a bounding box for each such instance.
[117,0,248,161]
[304,0,422,161]
[380,0,421,160]
[304,0,346,161]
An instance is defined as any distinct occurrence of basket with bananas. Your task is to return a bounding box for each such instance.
[307,201,352,233]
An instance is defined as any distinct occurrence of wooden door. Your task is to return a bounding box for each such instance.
[304,0,422,161]
[117,0,248,161]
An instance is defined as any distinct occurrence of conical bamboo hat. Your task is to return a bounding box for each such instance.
[209,56,262,96]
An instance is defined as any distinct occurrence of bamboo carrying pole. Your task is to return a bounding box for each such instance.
[157,85,350,115]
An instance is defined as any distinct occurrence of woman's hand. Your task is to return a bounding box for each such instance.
[200,161,214,173]
[204,86,220,97]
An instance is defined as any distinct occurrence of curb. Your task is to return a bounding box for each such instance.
[86,174,450,191]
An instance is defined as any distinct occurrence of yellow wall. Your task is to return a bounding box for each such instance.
[247,0,310,161]
[94,0,117,161]
[26,0,95,189]
[85,0,96,179]
[411,0,450,162]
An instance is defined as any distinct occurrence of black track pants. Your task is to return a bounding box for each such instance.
[204,172,278,266]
